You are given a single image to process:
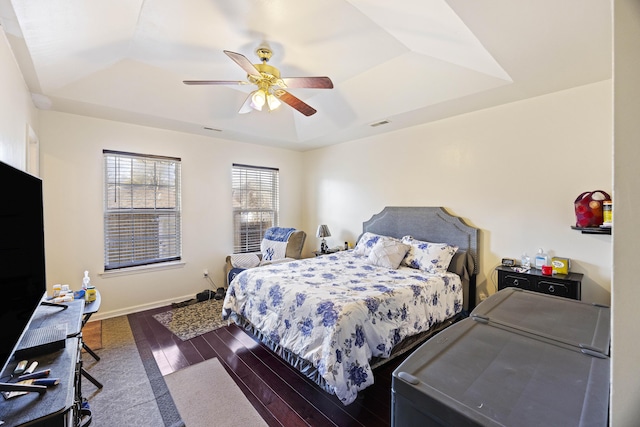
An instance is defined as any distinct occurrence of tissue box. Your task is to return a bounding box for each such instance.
[551,257,570,275]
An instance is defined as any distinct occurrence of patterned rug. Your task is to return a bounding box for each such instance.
[152,298,228,340]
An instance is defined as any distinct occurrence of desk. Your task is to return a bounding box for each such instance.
[1,338,80,427]
[30,300,84,333]
[0,300,86,427]
[81,290,101,362]
[33,297,103,390]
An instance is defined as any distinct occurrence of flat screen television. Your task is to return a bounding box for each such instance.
[0,161,47,376]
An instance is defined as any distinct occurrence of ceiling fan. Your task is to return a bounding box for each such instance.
[183,47,333,116]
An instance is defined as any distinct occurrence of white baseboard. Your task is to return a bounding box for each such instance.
[87,293,197,321]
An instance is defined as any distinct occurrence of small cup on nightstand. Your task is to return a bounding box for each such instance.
[541,265,553,276]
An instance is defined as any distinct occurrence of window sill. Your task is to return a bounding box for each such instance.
[99,261,186,278]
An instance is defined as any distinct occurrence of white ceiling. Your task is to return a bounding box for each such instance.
[0,0,611,151]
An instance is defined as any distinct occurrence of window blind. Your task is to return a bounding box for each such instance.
[232,164,279,253]
[103,150,181,270]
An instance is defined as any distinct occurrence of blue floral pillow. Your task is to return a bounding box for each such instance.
[353,232,384,256]
[400,236,458,274]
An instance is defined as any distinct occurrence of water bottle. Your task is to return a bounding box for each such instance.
[534,248,549,269]
[521,253,530,269]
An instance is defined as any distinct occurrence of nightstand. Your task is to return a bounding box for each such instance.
[313,249,339,257]
[496,265,583,300]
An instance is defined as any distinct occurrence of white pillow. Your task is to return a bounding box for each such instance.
[261,239,288,262]
[367,238,410,269]
[401,236,458,273]
[353,232,384,256]
[230,253,261,268]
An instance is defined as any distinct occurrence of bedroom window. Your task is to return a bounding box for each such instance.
[232,163,279,254]
[103,150,182,270]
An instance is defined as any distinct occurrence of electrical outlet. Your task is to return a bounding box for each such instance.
[203,269,209,278]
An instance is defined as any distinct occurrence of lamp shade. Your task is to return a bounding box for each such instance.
[316,224,331,238]
[250,89,266,110]
[266,93,281,110]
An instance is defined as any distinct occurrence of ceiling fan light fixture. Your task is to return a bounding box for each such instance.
[250,89,266,111]
[185,48,333,116]
[266,92,281,111]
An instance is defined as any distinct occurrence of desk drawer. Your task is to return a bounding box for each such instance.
[537,280,572,299]
[496,267,582,300]
[501,274,533,291]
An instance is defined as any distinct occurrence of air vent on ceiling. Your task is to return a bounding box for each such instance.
[370,120,391,128]
[203,127,222,132]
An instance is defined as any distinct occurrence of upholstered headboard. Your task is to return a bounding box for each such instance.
[361,207,479,310]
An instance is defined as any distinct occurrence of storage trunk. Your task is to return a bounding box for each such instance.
[391,288,610,427]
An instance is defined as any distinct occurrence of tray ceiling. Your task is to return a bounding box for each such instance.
[0,0,611,150]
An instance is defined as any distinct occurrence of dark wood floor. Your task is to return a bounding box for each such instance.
[128,305,413,427]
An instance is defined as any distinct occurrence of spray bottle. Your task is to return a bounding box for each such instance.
[82,271,91,290]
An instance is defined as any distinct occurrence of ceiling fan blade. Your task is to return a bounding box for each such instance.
[224,50,261,77]
[281,76,334,89]
[183,80,249,85]
[273,89,317,116]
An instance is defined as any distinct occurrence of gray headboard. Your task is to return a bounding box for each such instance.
[361,207,479,310]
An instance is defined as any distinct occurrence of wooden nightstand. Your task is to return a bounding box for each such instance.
[496,265,583,300]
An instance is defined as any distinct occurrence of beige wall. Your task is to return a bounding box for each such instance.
[6,13,640,424]
[611,0,640,424]
[0,29,38,169]
[303,80,612,307]
[38,111,305,318]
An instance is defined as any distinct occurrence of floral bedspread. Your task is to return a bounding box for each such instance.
[222,250,462,405]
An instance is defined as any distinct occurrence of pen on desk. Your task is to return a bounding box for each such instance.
[18,369,51,381]
[32,378,59,387]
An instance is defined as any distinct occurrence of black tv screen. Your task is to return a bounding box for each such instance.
[0,161,47,374]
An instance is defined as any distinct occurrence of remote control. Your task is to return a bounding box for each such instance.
[13,360,28,375]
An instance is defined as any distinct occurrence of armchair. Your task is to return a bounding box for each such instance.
[225,227,307,287]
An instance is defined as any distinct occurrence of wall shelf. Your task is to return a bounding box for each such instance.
[571,226,611,235]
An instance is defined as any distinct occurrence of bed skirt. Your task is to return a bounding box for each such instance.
[228,312,464,398]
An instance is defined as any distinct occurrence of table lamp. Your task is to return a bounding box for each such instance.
[316,224,331,253]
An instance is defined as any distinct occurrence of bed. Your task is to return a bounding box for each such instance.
[222,207,479,405]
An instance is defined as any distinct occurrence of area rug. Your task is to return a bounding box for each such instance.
[82,316,184,427]
[164,358,267,427]
[152,298,227,340]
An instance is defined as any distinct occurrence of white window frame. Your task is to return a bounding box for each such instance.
[103,150,182,270]
[232,164,279,254]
